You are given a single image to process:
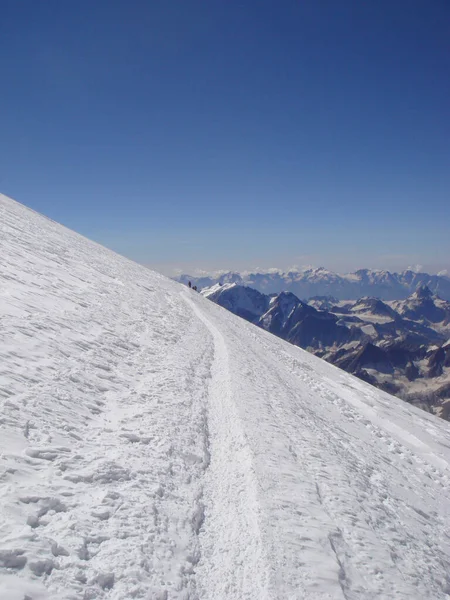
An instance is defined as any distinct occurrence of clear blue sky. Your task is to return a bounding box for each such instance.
[1,0,449,275]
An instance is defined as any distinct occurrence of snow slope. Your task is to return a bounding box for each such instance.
[2,193,450,599]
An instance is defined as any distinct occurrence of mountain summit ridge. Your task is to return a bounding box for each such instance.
[176,267,450,300]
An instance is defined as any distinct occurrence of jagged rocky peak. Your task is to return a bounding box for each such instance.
[274,290,304,306]
[394,285,450,325]
[413,285,433,300]
[352,297,396,317]
[265,291,308,328]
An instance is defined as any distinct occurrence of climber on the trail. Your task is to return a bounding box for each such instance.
[188,281,192,288]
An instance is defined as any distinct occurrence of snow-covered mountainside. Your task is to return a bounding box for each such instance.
[2,193,450,599]
[177,267,450,300]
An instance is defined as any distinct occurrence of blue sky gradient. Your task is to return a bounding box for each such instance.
[1,0,449,274]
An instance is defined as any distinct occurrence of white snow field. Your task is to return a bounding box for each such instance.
[1,193,450,600]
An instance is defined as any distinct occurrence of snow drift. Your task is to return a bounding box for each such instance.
[1,193,450,599]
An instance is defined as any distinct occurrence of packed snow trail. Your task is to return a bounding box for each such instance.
[2,194,450,599]
[182,295,269,599]
[185,293,450,599]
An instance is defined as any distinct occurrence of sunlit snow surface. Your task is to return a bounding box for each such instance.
[1,193,450,599]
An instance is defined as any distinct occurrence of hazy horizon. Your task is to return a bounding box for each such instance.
[149,260,450,279]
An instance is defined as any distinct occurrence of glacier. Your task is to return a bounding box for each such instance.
[1,193,450,599]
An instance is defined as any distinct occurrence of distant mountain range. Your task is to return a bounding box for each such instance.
[202,282,450,419]
[176,267,450,301]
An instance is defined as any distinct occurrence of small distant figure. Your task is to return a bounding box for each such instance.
[188,281,192,288]
[193,285,198,291]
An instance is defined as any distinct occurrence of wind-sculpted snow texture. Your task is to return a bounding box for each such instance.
[2,194,450,599]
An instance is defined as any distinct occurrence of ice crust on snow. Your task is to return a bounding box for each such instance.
[2,193,450,598]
